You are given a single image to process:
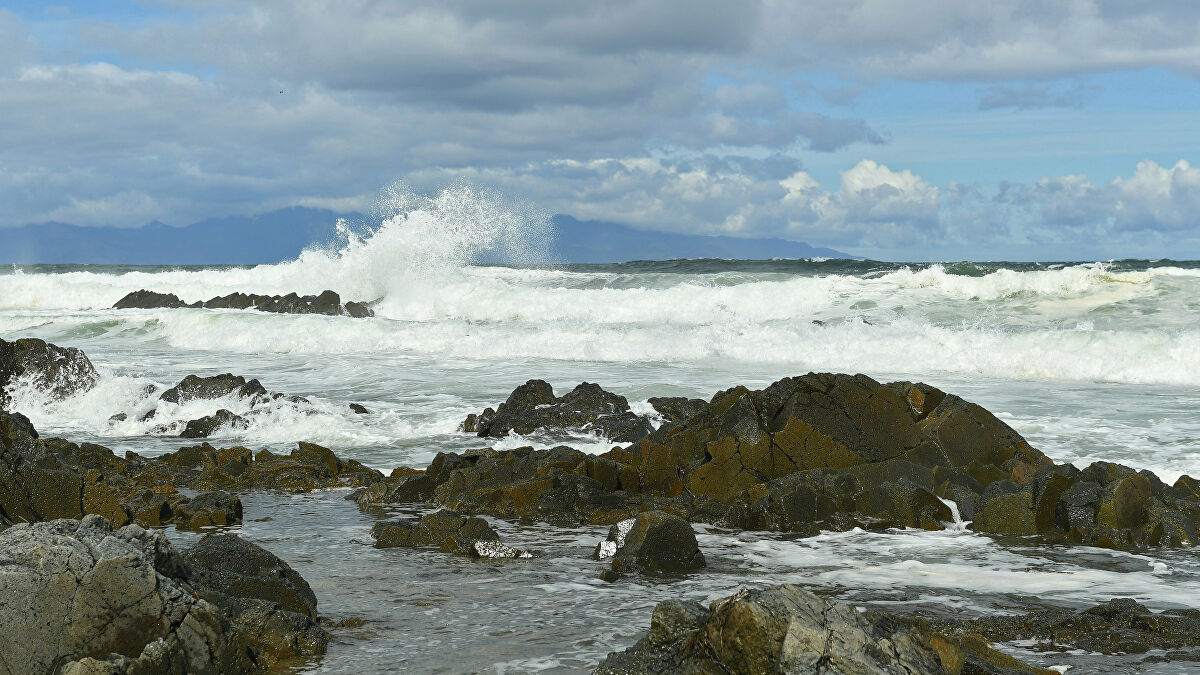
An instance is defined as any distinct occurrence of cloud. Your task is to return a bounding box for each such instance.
[760,1,1200,80]
[978,82,1101,110]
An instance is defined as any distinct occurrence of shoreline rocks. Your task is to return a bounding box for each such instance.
[365,373,1200,553]
[595,584,1055,674]
[371,508,532,558]
[113,288,375,317]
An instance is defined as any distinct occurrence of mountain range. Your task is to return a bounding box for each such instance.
[0,208,850,264]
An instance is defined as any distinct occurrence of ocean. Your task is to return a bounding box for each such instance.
[2,203,1199,672]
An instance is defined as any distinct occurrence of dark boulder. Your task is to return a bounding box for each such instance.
[0,337,99,410]
[464,380,655,443]
[349,402,370,414]
[160,373,267,404]
[609,511,705,575]
[184,533,319,619]
[595,584,1052,674]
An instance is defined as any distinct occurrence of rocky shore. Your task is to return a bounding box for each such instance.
[3,337,1200,672]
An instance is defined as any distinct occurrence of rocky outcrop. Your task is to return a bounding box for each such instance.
[363,373,1200,552]
[0,337,98,410]
[0,515,261,674]
[369,508,530,558]
[1,411,238,531]
[3,413,379,530]
[943,597,1200,657]
[605,511,705,575]
[595,584,1053,674]
[462,380,655,443]
[113,288,375,317]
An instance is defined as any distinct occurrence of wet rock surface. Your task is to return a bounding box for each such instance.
[0,515,262,674]
[182,533,329,667]
[369,373,1200,552]
[113,288,375,317]
[462,379,655,443]
[0,337,99,411]
[940,597,1200,659]
[595,584,1054,675]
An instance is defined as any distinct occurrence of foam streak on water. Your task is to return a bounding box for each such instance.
[2,185,1199,673]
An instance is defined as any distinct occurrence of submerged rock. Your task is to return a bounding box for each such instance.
[463,380,655,443]
[372,508,497,549]
[595,584,1053,674]
[0,515,262,674]
[0,337,99,410]
[112,288,375,317]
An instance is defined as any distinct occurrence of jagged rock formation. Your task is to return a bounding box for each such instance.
[142,372,309,439]
[113,288,374,317]
[462,380,655,443]
[594,584,1054,674]
[0,516,329,674]
[0,337,98,411]
[364,373,1200,551]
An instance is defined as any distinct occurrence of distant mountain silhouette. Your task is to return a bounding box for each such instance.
[0,208,851,264]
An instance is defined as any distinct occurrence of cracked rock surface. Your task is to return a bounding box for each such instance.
[0,515,259,675]
[594,584,1056,674]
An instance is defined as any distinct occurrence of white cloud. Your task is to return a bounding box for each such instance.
[1111,159,1200,230]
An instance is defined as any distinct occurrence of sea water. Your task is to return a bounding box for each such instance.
[2,188,1199,672]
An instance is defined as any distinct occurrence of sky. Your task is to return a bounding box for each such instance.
[2,1,1200,260]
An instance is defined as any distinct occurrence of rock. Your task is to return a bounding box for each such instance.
[112,289,375,317]
[174,490,243,529]
[183,533,318,617]
[594,517,636,559]
[349,402,370,414]
[647,396,707,424]
[610,511,705,574]
[361,373,1200,551]
[465,380,655,443]
[595,584,1053,674]
[160,373,267,404]
[947,597,1200,657]
[441,538,533,559]
[371,508,499,549]
[0,515,262,674]
[112,289,187,309]
[0,337,99,410]
[180,409,251,438]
